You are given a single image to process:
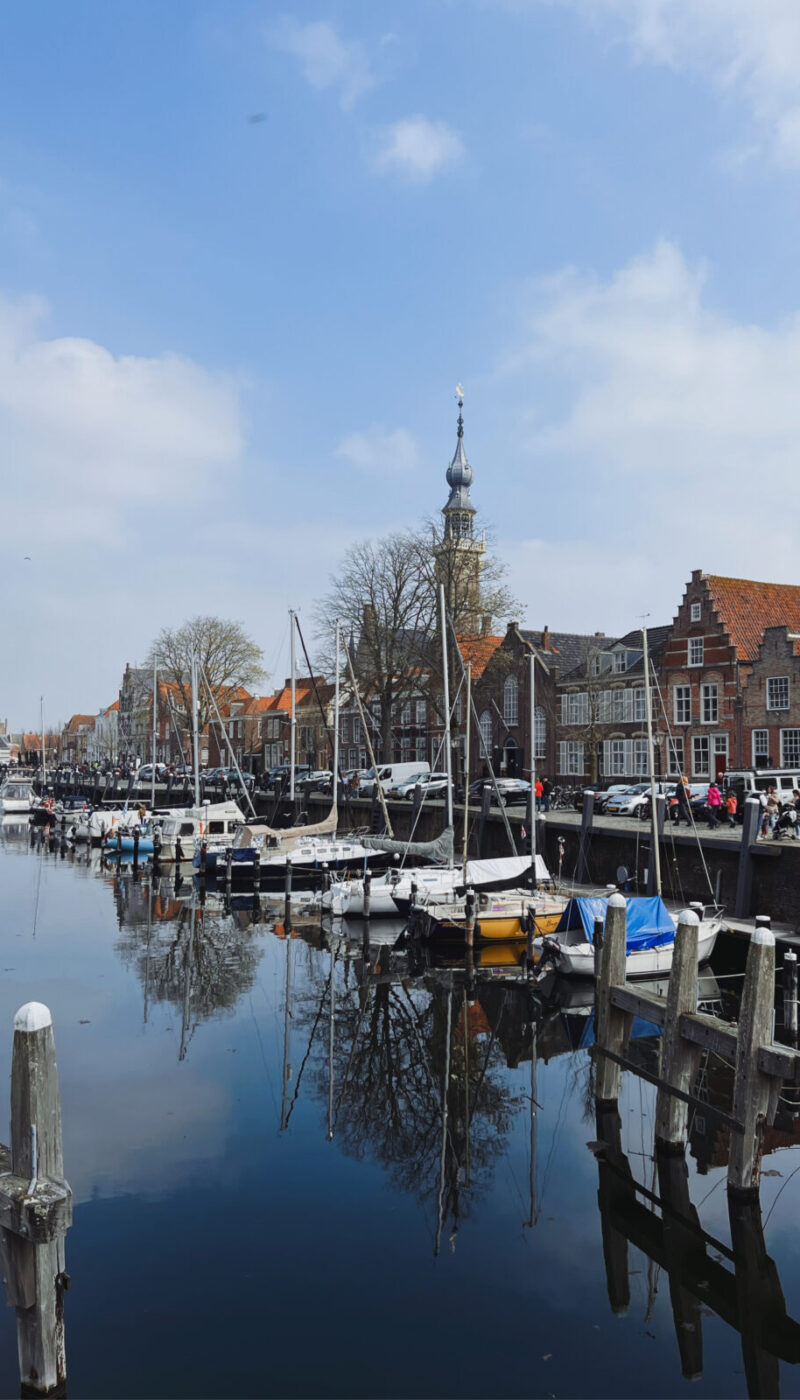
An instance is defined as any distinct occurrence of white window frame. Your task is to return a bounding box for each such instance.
[692,735,710,777]
[534,706,547,761]
[613,652,626,674]
[781,729,800,767]
[701,683,718,724]
[415,700,426,725]
[479,711,492,756]
[767,676,790,711]
[559,740,584,776]
[633,738,648,777]
[688,637,704,667]
[752,729,769,765]
[674,685,691,725]
[503,675,519,726]
[690,602,701,622]
[666,735,684,774]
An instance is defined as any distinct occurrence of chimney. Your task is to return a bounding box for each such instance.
[542,625,550,651]
[481,614,491,636]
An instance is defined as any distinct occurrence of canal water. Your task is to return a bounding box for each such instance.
[0,818,799,1398]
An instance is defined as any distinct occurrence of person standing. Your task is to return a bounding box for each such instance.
[674,775,691,826]
[725,789,738,828]
[707,781,722,829]
[541,777,552,812]
[535,777,543,812]
[765,785,780,836]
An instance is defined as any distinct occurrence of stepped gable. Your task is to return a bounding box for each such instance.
[703,574,800,662]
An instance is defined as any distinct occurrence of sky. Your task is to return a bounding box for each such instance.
[3,0,800,727]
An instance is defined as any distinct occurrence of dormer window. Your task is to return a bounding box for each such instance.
[613,652,626,673]
[690,602,701,622]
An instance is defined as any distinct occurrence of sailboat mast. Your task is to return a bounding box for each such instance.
[529,651,537,866]
[439,584,454,853]
[462,663,472,883]
[333,621,340,810]
[191,647,200,808]
[151,655,158,811]
[40,696,46,790]
[642,625,662,896]
[290,609,296,801]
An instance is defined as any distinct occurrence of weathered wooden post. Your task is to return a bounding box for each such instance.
[655,908,701,1150]
[592,916,604,981]
[595,894,631,1105]
[576,790,595,885]
[728,916,776,1195]
[734,798,762,919]
[655,1147,704,1381]
[783,950,798,1045]
[465,889,475,950]
[132,826,140,873]
[363,868,372,921]
[0,1003,72,1396]
[225,845,233,892]
[477,784,491,859]
[646,794,666,896]
[728,1191,782,1399]
[284,857,292,930]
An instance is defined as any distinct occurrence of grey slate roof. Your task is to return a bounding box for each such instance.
[549,624,670,682]
[520,629,608,676]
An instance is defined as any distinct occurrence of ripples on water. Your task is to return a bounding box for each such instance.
[0,818,799,1398]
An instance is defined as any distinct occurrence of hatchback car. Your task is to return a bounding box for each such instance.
[395,771,451,799]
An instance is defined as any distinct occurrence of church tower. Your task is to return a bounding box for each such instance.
[435,392,485,631]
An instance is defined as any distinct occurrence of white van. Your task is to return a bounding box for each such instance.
[725,768,800,809]
[359,761,431,797]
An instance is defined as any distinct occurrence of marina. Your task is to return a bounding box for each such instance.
[3,814,800,1396]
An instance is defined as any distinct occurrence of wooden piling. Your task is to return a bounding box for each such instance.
[592,916,604,981]
[655,1147,704,1380]
[284,858,292,929]
[734,798,762,919]
[363,869,371,921]
[465,890,475,950]
[576,791,594,884]
[646,795,666,896]
[783,951,798,1044]
[0,1003,71,1396]
[655,909,701,1150]
[595,894,631,1105]
[728,917,776,1195]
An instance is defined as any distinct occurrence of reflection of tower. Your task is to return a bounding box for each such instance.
[434,395,485,631]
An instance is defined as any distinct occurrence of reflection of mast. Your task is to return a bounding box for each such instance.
[144,877,153,1024]
[463,989,470,1189]
[527,1019,537,1229]
[327,940,336,1141]
[179,892,196,1062]
[280,935,293,1131]
[435,982,453,1257]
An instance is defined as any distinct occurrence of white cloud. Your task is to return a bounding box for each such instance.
[335,426,420,474]
[536,0,800,167]
[370,116,465,182]
[271,18,375,111]
[0,295,243,542]
[500,239,800,625]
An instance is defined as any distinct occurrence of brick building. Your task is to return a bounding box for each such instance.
[556,626,669,784]
[741,626,800,771]
[658,572,800,780]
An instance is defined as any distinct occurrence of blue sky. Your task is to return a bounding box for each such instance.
[3,0,800,725]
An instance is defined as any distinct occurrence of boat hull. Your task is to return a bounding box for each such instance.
[555,921,720,978]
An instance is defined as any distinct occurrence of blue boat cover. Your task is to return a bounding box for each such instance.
[554,896,676,951]
[577,1013,662,1050]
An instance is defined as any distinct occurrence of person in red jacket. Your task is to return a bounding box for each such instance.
[707,781,722,829]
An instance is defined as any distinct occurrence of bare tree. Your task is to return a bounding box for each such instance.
[315,520,518,760]
[146,616,265,741]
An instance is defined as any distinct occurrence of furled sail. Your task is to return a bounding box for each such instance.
[360,824,455,864]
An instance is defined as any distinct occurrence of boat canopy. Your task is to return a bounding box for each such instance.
[465,853,550,887]
[554,896,675,951]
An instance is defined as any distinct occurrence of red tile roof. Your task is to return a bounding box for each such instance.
[65,714,95,732]
[457,633,504,679]
[704,575,800,662]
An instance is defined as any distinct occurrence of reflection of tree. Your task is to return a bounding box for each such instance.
[114,879,263,1057]
[297,959,521,1244]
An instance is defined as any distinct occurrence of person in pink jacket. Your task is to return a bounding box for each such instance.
[707,781,722,829]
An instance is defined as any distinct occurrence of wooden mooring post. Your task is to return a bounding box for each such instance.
[594,899,800,1196]
[0,1004,72,1396]
[576,790,594,885]
[783,950,798,1046]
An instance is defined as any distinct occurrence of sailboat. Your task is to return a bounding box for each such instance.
[537,625,722,978]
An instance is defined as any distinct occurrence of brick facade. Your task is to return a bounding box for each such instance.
[741,626,800,771]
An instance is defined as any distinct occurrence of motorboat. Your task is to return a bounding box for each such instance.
[0,778,35,813]
[536,895,721,979]
[158,801,245,863]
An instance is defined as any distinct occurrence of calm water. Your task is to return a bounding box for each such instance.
[0,820,799,1398]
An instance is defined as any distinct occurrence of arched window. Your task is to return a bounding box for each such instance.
[534,706,546,760]
[479,710,493,755]
[503,675,519,725]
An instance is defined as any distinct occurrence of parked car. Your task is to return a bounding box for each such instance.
[136,763,167,783]
[461,777,531,807]
[604,782,674,818]
[389,770,434,797]
[360,761,431,797]
[395,771,451,799]
[301,770,333,791]
[590,784,631,813]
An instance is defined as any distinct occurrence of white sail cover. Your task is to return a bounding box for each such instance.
[464,854,550,886]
